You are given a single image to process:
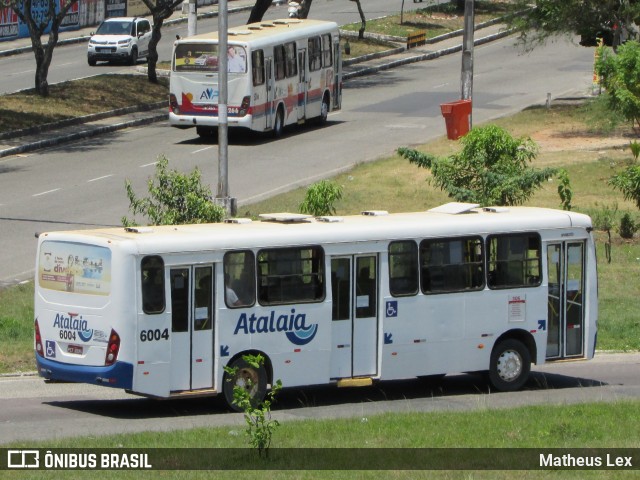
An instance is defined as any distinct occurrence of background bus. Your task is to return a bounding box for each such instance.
[34,204,597,410]
[169,19,342,138]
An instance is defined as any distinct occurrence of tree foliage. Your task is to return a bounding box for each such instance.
[610,164,640,210]
[122,155,225,226]
[398,125,556,206]
[4,0,79,96]
[505,0,640,51]
[596,41,640,131]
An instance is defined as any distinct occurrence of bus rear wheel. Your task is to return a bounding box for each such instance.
[273,107,284,138]
[223,356,267,412]
[488,339,531,392]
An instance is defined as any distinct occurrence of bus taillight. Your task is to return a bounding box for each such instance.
[35,319,43,357]
[169,94,179,114]
[239,96,251,116]
[105,329,121,366]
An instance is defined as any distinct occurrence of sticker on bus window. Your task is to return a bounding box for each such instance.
[39,241,111,296]
[174,43,246,73]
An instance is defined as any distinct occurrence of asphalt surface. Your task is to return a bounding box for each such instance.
[0,10,511,159]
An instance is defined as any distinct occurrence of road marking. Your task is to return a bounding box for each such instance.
[386,124,426,129]
[33,188,61,197]
[192,146,214,154]
[433,83,448,89]
[140,162,158,168]
[87,174,114,183]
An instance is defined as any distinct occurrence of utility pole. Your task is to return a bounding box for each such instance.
[187,0,197,37]
[216,0,236,216]
[461,0,474,127]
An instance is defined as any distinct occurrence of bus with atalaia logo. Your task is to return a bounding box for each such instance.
[34,203,598,410]
[169,18,342,139]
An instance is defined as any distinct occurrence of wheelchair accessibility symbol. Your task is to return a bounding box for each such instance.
[46,340,56,358]
[386,301,398,317]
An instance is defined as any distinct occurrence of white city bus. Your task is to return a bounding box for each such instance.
[34,203,598,409]
[168,18,342,138]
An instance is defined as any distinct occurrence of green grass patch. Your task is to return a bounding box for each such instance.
[342,1,514,39]
[0,75,168,135]
[3,402,640,478]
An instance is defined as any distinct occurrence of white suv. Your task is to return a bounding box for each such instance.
[87,17,152,66]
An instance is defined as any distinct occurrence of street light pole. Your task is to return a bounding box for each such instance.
[461,0,474,127]
[216,0,236,216]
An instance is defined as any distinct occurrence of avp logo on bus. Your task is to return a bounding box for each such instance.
[233,309,318,346]
[199,88,218,101]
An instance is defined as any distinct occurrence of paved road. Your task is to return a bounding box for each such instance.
[0,0,429,95]
[0,352,638,444]
[0,35,595,287]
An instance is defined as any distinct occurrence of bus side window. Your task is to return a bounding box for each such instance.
[321,34,332,67]
[308,36,322,71]
[252,49,265,86]
[141,256,165,314]
[274,45,286,80]
[487,233,541,289]
[224,250,256,308]
[389,240,418,297]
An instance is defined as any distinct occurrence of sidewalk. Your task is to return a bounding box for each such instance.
[0,18,512,159]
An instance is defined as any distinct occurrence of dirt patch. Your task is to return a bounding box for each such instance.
[531,129,632,152]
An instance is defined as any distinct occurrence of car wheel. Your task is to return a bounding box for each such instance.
[128,47,138,66]
[88,57,97,67]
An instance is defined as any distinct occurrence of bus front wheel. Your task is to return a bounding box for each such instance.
[223,356,267,412]
[488,339,531,392]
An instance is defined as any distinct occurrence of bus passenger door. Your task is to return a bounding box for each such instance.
[265,57,274,130]
[330,255,379,379]
[297,48,307,121]
[546,242,585,359]
[169,265,214,392]
[333,41,342,110]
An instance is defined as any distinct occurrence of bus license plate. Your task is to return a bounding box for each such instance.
[67,345,83,355]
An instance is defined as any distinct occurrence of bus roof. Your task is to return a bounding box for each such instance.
[176,18,339,47]
[39,204,592,254]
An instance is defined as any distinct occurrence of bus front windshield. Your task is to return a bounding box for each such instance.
[174,43,247,73]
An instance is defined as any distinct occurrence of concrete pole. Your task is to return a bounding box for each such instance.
[461,0,474,126]
[187,0,197,37]
[216,0,236,216]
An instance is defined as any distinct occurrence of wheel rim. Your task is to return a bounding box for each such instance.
[233,367,259,397]
[496,349,522,382]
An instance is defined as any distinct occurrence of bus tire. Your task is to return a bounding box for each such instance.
[196,126,217,139]
[317,92,330,125]
[488,339,531,392]
[273,107,284,138]
[223,356,267,412]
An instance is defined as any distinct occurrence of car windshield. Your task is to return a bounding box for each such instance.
[96,21,133,36]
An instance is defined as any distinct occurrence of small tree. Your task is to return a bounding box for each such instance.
[224,354,282,457]
[398,125,556,206]
[609,165,640,210]
[557,168,573,211]
[5,0,79,96]
[299,180,343,216]
[122,155,225,226]
[596,41,640,132]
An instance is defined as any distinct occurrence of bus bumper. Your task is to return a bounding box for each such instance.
[35,355,134,390]
[169,112,254,129]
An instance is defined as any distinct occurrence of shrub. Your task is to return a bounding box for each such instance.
[619,213,638,239]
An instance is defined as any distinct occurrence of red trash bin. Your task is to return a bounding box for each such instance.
[440,99,472,140]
